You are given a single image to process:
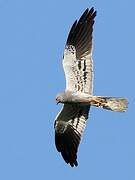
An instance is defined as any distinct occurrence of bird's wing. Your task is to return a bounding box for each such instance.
[54,104,90,167]
[63,8,96,94]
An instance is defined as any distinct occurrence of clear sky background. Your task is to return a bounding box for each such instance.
[0,0,134,179]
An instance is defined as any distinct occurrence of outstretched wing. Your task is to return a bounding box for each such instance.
[63,8,96,94]
[54,104,90,167]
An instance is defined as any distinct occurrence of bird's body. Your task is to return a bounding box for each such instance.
[54,7,128,167]
[56,90,128,111]
[56,90,92,104]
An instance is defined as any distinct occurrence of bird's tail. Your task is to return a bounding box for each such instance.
[90,96,128,112]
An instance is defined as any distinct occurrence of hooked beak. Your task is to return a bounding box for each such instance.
[56,101,60,105]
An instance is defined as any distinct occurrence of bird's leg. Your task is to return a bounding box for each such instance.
[90,96,106,108]
[90,96,128,112]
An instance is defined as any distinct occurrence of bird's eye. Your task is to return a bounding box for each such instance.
[56,97,60,101]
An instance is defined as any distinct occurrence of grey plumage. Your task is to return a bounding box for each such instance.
[54,7,128,167]
[54,8,96,167]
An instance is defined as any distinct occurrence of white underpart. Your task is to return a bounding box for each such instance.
[63,45,77,91]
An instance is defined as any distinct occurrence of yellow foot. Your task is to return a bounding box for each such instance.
[90,96,106,107]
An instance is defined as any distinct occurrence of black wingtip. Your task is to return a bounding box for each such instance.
[66,7,97,52]
[88,7,97,19]
[55,123,80,167]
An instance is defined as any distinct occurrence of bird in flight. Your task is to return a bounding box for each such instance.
[54,7,128,167]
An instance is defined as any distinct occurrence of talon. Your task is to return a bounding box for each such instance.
[90,96,106,108]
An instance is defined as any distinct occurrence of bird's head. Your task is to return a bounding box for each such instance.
[55,93,65,104]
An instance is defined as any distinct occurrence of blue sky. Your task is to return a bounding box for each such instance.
[0,0,134,179]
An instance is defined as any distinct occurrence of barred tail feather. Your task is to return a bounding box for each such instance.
[90,96,128,112]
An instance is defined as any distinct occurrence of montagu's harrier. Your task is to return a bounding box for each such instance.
[54,7,128,167]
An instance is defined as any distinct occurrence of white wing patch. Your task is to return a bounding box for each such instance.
[55,104,90,137]
[63,45,93,94]
[69,114,87,136]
